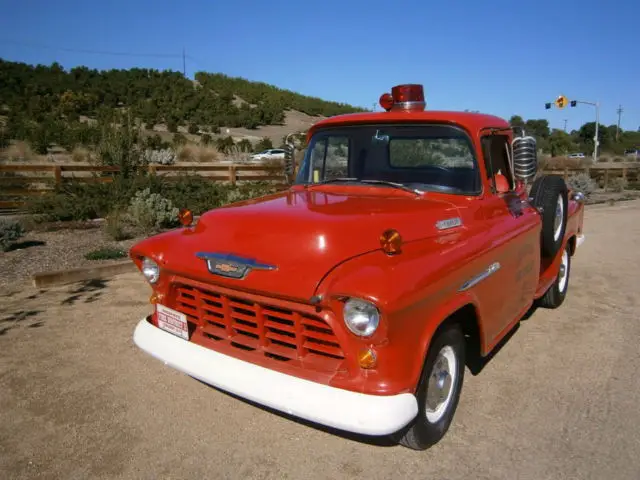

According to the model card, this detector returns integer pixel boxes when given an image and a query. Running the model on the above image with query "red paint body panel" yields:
[130,110,585,397]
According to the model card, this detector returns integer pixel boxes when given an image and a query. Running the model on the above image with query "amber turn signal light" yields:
[358,348,377,369]
[380,229,402,255]
[178,208,194,227]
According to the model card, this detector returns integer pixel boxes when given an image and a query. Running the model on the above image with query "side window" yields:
[481,134,514,191]
[309,136,349,182]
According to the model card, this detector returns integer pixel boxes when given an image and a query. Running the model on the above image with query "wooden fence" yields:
[0,163,287,211]
[1,162,639,212]
[541,163,640,190]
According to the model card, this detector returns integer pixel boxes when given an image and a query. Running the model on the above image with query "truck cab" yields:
[130,84,586,450]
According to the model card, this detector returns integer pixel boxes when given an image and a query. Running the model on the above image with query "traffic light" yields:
[545,102,552,109]
[555,95,568,109]
[570,100,577,107]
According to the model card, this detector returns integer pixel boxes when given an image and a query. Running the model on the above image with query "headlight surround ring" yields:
[141,257,160,284]
[343,298,380,337]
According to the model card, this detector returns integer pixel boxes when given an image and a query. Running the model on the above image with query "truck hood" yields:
[130,187,462,301]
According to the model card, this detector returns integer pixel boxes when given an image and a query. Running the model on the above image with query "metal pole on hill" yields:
[182,48,186,77]
[616,105,623,142]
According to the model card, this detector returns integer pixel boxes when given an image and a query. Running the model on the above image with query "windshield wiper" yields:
[312,177,422,195]
[358,179,423,195]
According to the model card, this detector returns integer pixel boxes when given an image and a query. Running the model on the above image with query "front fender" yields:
[313,232,490,394]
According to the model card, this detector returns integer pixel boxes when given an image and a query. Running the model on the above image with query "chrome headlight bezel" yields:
[141,257,160,284]
[343,298,380,337]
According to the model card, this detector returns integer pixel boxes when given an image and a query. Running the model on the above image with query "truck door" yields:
[479,134,540,341]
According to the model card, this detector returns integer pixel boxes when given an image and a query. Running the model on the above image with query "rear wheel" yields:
[398,324,465,450]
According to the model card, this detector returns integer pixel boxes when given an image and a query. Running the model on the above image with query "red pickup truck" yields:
[130,84,586,450]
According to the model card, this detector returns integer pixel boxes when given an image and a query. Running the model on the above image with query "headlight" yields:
[141,257,160,284]
[343,298,380,337]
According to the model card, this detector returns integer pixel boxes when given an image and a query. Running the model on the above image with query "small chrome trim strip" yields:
[459,262,501,292]
[436,217,462,230]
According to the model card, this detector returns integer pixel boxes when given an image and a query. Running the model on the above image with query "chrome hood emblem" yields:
[196,252,277,279]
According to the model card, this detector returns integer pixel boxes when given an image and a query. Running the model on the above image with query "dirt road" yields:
[1,201,640,480]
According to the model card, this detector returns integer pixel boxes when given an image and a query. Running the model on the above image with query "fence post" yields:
[563,167,569,181]
[229,165,237,186]
[148,165,157,176]
[622,168,627,181]
[54,166,62,186]
[604,169,609,192]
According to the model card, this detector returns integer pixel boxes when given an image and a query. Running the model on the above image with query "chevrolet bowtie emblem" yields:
[215,263,239,273]
[196,252,277,279]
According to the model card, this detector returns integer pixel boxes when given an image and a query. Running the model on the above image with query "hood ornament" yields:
[196,252,277,279]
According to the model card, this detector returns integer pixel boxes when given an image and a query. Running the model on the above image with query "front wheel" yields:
[538,243,571,309]
[398,324,465,450]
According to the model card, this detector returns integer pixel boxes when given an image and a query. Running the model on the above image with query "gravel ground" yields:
[1,201,640,479]
[0,223,141,289]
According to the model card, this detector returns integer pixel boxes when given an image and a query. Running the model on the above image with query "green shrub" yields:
[187,123,199,135]
[167,119,178,133]
[201,134,212,146]
[84,247,127,260]
[26,174,281,224]
[0,219,25,251]
[254,137,273,152]
[173,133,187,147]
[237,139,253,152]
[566,172,597,199]
[126,188,179,234]
[609,177,628,193]
[96,123,147,178]
[104,207,132,241]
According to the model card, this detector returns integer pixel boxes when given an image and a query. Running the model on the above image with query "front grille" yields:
[171,282,346,372]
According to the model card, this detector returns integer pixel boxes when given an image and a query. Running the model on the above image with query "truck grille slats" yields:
[171,282,346,372]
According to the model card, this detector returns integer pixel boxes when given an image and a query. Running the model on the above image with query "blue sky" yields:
[1,0,638,132]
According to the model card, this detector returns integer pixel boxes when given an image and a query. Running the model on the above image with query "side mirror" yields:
[284,142,295,178]
[511,135,538,184]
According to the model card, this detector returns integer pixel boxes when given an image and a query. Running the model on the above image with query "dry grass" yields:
[1,141,35,162]
[71,146,93,163]
[176,145,220,163]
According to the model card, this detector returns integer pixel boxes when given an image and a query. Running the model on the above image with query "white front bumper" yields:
[133,318,418,436]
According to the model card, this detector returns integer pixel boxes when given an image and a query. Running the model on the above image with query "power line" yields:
[0,37,182,58]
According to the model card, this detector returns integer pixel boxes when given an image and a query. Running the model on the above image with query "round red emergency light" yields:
[379,84,426,112]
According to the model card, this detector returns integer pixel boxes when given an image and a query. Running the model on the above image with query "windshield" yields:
[295,124,481,195]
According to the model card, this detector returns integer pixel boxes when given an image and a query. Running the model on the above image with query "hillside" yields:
[0,59,367,161]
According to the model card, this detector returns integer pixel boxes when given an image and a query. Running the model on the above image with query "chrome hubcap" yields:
[425,346,457,423]
[554,195,564,241]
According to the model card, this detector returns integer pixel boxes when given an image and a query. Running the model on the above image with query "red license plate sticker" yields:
[156,304,189,340]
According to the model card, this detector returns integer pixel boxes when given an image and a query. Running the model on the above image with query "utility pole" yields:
[616,105,623,141]
[563,119,568,132]
[182,47,186,77]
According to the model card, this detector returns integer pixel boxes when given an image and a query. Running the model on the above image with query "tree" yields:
[509,115,525,128]
[548,129,575,157]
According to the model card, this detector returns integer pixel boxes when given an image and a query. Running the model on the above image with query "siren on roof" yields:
[379,84,426,112]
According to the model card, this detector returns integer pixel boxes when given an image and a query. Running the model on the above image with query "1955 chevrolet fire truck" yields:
[130,84,586,450]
